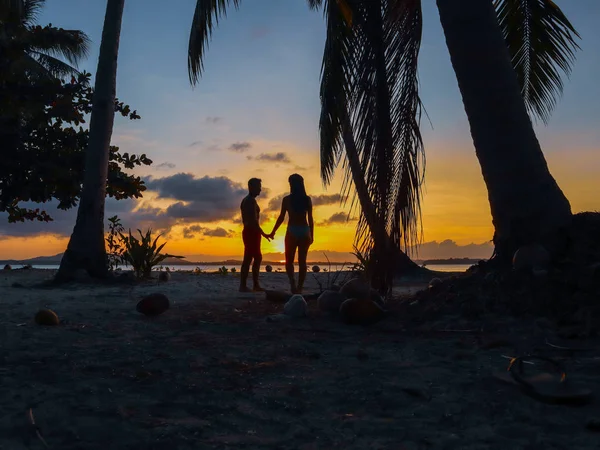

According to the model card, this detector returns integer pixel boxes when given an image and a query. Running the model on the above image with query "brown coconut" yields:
[318,290,346,313]
[158,271,171,282]
[136,293,170,317]
[428,278,443,289]
[339,298,385,325]
[340,278,371,299]
[34,308,60,326]
[512,243,551,271]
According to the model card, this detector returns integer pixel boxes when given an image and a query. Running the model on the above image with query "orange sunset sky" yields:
[0,0,598,261]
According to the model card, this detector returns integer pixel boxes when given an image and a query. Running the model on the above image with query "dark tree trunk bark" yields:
[436,0,572,264]
[56,0,125,281]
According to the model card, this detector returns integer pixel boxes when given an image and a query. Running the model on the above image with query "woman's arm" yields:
[270,197,287,236]
[307,197,314,244]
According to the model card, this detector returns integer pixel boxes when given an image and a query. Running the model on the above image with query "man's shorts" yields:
[242,228,262,257]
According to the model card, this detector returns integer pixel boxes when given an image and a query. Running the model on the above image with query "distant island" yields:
[0,253,482,267]
[418,257,481,266]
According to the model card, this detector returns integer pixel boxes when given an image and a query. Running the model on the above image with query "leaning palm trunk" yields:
[318,0,425,293]
[436,0,572,263]
[339,108,421,280]
[57,0,125,280]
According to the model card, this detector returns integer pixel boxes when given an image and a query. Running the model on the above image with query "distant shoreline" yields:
[0,257,482,266]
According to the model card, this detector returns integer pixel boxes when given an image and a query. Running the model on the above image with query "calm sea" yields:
[4,263,471,273]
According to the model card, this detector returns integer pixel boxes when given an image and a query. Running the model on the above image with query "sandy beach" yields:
[1,268,599,449]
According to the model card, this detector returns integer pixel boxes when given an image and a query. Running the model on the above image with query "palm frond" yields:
[318,0,356,186]
[318,0,424,291]
[188,0,242,85]
[494,0,581,123]
[30,51,82,77]
[21,0,45,26]
[26,26,90,67]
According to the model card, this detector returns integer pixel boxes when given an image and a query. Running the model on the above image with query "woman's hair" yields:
[288,174,309,212]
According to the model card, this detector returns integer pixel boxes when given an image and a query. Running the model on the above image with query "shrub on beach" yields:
[3,264,11,271]
[119,228,184,279]
[265,265,273,273]
[312,265,320,273]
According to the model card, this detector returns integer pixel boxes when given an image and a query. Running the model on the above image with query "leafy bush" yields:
[106,215,125,271]
[351,246,371,278]
[218,266,228,275]
[119,228,184,279]
[312,252,353,292]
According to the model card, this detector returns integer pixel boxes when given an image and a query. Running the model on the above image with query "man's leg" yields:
[239,248,253,292]
[251,252,264,291]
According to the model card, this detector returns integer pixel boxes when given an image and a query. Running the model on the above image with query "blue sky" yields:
[39,0,600,149]
[2,0,597,259]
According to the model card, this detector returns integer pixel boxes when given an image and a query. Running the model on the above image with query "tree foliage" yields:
[0,70,152,223]
[1,0,152,223]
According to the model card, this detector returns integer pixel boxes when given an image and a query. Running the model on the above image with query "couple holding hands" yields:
[239,174,314,294]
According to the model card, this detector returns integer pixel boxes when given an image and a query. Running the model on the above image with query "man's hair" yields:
[248,178,262,189]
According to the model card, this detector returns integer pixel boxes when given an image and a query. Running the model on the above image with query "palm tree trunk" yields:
[56,0,125,281]
[340,109,420,275]
[436,0,572,264]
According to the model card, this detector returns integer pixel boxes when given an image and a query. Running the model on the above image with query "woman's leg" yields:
[296,236,311,294]
[284,233,298,293]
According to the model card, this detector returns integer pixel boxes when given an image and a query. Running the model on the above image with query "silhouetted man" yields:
[239,178,270,292]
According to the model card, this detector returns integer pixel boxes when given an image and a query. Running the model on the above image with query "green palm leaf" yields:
[1,0,90,79]
[494,0,581,123]
[188,0,242,85]
[317,0,425,291]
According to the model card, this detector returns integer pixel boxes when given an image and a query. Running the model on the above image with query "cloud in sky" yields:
[182,225,235,239]
[248,152,291,163]
[155,162,176,170]
[319,212,356,226]
[264,192,344,212]
[0,173,248,239]
[229,142,252,153]
[410,239,494,260]
[206,116,222,124]
[144,173,246,223]
[311,194,345,207]
[0,197,138,239]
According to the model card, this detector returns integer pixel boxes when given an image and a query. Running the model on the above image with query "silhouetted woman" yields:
[268,174,314,294]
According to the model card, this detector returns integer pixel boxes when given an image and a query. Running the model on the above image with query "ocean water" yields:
[4,263,471,273]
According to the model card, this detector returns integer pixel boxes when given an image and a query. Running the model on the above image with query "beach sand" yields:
[1,269,599,449]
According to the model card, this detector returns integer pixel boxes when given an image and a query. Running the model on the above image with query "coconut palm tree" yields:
[56,0,125,281]
[435,0,579,263]
[187,0,580,290]
[313,0,580,272]
[0,0,90,79]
